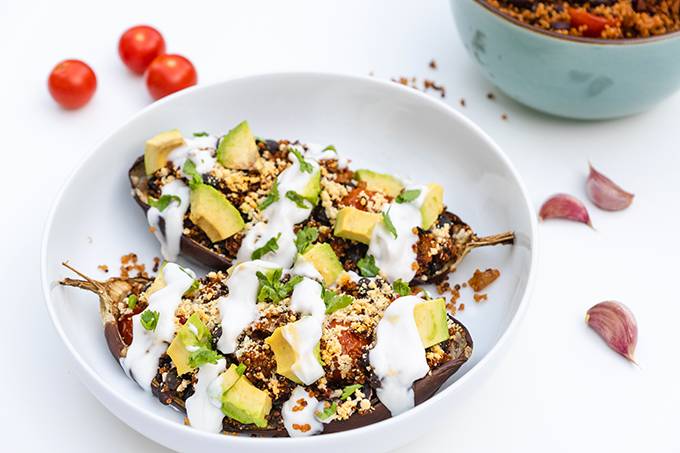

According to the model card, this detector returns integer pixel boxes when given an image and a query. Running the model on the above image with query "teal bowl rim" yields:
[473,0,680,46]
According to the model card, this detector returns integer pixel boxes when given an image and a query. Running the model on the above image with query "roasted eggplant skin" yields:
[60,267,473,437]
[129,157,232,270]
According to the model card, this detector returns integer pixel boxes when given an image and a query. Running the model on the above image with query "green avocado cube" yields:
[354,169,404,198]
[144,129,185,175]
[420,183,444,230]
[413,298,450,348]
[189,183,245,242]
[167,313,212,375]
[333,207,381,245]
[301,243,343,286]
[221,375,272,428]
[216,121,259,170]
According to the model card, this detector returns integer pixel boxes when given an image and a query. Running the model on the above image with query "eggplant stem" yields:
[60,261,106,294]
[469,231,515,248]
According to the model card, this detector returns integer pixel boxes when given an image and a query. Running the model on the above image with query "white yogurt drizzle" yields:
[368,185,429,283]
[215,260,280,354]
[303,143,349,169]
[368,295,430,416]
[123,263,195,391]
[146,179,191,262]
[168,134,217,174]
[185,358,227,433]
[280,277,326,385]
[290,254,324,282]
[236,149,320,267]
[282,386,324,437]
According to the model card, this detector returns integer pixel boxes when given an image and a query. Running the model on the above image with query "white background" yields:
[2,0,679,451]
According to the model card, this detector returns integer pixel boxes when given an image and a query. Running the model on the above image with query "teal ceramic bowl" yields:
[451,0,680,119]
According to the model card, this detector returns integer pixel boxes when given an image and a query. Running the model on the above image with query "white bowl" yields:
[41,72,537,452]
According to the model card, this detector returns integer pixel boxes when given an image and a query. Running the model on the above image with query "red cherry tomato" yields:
[47,59,97,109]
[145,54,197,100]
[568,8,617,38]
[118,25,166,75]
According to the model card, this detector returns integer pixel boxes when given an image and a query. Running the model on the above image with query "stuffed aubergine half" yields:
[128,121,514,285]
[61,260,472,437]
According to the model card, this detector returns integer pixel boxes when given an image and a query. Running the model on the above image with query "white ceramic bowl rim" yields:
[41,71,538,446]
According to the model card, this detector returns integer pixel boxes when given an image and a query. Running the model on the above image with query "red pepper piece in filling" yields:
[568,7,617,38]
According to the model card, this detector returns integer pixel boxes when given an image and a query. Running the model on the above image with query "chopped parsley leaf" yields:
[382,209,397,238]
[315,401,338,420]
[182,159,204,189]
[192,131,209,137]
[259,181,280,211]
[322,287,354,314]
[286,190,312,209]
[341,384,363,400]
[392,279,411,297]
[396,189,421,204]
[295,227,318,254]
[289,147,314,173]
[322,145,337,152]
[126,294,138,310]
[357,255,380,278]
[147,194,182,212]
[256,268,303,304]
[188,347,221,369]
[140,310,159,331]
[251,233,281,260]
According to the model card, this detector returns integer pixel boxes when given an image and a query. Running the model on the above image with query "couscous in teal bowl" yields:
[451,0,680,119]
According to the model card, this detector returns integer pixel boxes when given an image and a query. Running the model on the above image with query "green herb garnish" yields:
[315,401,338,420]
[126,294,138,310]
[322,145,337,152]
[322,288,354,314]
[185,279,200,296]
[251,233,281,260]
[147,194,182,212]
[392,279,411,297]
[182,159,203,188]
[341,384,363,400]
[140,310,159,331]
[295,227,318,254]
[192,131,209,137]
[236,363,247,375]
[188,347,221,369]
[289,147,313,173]
[357,255,380,278]
[256,268,304,304]
[382,209,397,238]
[396,189,421,204]
[286,190,312,209]
[259,181,280,211]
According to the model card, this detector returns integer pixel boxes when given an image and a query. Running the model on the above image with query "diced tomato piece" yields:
[568,7,617,38]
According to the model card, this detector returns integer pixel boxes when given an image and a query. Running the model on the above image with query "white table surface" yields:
[2,0,679,451]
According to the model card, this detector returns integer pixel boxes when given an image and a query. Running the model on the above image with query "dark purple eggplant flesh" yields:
[128,156,514,279]
[128,157,233,270]
[59,262,149,359]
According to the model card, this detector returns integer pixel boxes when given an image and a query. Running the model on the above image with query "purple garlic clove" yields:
[586,163,634,211]
[539,193,593,227]
[586,301,638,364]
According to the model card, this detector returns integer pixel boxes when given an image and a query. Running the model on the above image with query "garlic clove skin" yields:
[586,163,634,211]
[586,301,638,364]
[539,193,593,227]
